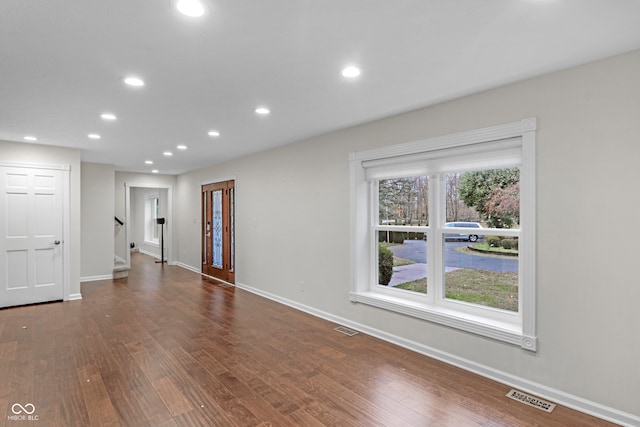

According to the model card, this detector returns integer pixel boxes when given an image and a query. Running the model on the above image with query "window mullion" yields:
[369,181,379,289]
[428,173,442,304]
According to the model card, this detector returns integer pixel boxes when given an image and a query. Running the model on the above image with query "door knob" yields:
[53,240,61,245]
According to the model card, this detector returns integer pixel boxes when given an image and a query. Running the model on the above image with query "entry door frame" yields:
[201,176,236,284]
[124,183,173,268]
[0,161,71,302]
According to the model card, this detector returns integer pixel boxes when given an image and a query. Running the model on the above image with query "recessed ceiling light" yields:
[177,144,187,150]
[341,66,361,78]
[176,0,205,17]
[23,136,38,141]
[163,151,173,157]
[101,113,117,120]
[124,76,145,87]
[255,107,270,115]
[152,169,159,174]
[88,133,101,140]
[145,160,154,165]
[207,130,220,137]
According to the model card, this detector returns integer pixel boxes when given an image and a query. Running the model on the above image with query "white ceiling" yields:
[1,0,640,175]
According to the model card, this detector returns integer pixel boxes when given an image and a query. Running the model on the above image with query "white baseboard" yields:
[234,281,640,427]
[138,248,161,259]
[175,262,234,286]
[176,262,200,274]
[80,274,113,283]
[66,293,82,301]
[138,248,178,266]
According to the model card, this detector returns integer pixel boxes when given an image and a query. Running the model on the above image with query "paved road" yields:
[388,239,518,273]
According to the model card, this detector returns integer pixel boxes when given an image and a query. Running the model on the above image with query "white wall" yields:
[175,50,640,422]
[80,162,115,280]
[0,140,82,298]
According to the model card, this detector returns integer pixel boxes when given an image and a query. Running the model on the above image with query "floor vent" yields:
[506,389,556,413]
[334,326,359,336]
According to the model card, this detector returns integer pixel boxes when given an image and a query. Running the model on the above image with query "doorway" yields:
[0,165,66,308]
[122,184,173,269]
[202,180,235,283]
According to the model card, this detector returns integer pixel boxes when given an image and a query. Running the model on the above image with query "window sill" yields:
[350,291,536,351]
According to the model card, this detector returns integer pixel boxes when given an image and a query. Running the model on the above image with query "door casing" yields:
[124,183,173,268]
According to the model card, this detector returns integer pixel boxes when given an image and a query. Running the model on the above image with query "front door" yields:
[202,180,235,283]
[0,166,64,308]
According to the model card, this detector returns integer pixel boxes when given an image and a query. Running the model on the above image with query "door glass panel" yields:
[212,189,223,269]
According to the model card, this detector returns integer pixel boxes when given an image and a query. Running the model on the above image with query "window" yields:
[350,118,537,350]
[145,193,159,245]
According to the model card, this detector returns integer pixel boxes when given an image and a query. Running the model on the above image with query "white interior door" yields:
[0,166,64,308]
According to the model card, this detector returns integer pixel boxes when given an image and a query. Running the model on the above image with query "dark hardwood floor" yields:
[0,253,617,426]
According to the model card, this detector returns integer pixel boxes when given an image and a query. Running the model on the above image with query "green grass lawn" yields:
[394,269,518,312]
[466,243,518,257]
[393,257,414,267]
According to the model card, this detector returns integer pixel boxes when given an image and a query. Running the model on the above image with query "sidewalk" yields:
[389,263,426,287]
[388,264,459,287]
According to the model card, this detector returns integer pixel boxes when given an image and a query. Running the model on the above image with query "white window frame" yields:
[144,193,160,246]
[349,118,537,351]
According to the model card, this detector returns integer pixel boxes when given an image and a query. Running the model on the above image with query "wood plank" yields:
[77,365,121,427]
[0,341,16,362]
[152,376,195,417]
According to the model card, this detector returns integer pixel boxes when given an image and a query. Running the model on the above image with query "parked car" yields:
[445,222,484,242]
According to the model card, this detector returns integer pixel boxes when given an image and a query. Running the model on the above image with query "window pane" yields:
[152,198,159,240]
[443,239,519,312]
[378,231,427,294]
[378,176,428,226]
[445,168,520,229]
